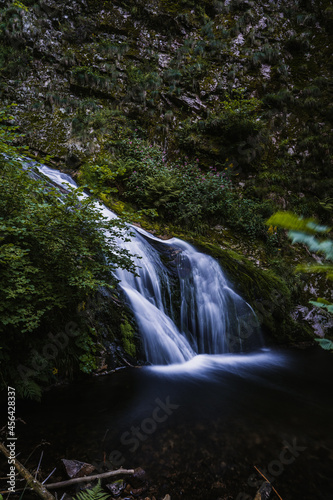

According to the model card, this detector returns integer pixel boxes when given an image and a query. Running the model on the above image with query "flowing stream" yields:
[37,164,263,366]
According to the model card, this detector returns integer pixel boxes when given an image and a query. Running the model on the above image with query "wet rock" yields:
[129,467,147,488]
[39,0,61,17]
[106,479,125,497]
[158,53,171,68]
[132,467,146,480]
[292,305,333,337]
[254,480,272,499]
[61,459,95,478]
[167,93,205,113]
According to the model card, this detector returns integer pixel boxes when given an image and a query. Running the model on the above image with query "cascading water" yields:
[37,164,263,365]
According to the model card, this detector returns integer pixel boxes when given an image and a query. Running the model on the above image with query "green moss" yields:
[121,319,136,357]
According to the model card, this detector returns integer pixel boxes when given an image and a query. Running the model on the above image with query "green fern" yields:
[315,339,333,350]
[310,300,333,313]
[75,481,110,500]
[17,380,42,401]
[267,212,333,351]
[267,211,331,235]
[317,197,333,212]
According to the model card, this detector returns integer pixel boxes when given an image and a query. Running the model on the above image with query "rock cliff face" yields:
[1,0,332,181]
[1,0,332,343]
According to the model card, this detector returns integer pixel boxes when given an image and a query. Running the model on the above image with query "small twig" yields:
[23,442,50,468]
[35,451,44,479]
[45,468,135,490]
[101,429,109,444]
[254,466,283,500]
[42,468,57,485]
[116,353,135,368]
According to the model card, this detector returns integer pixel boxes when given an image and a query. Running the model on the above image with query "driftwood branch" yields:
[45,468,135,489]
[0,442,55,500]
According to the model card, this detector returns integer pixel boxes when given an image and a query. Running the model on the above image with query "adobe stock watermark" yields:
[7,386,17,493]
[17,321,80,383]
[92,396,180,469]
[236,438,307,499]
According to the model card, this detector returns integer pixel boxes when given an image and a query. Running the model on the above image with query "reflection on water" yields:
[3,348,332,500]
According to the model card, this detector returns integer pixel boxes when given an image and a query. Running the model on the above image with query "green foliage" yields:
[200,91,263,137]
[71,66,112,91]
[71,106,133,144]
[0,163,135,331]
[315,338,333,350]
[267,211,333,350]
[177,91,264,167]
[317,197,333,212]
[76,329,98,373]
[83,133,274,239]
[80,152,129,196]
[12,1,28,12]
[75,481,110,500]
[98,41,128,60]
[0,107,136,393]
[16,379,42,401]
[121,319,136,357]
[122,135,234,226]
[310,300,333,314]
[267,211,331,236]
[267,212,333,267]
[0,44,32,78]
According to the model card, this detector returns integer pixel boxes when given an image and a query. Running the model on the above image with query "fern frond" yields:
[74,481,110,500]
[309,301,333,313]
[317,197,333,211]
[17,380,42,401]
[315,339,333,350]
[266,211,331,234]
[289,232,333,261]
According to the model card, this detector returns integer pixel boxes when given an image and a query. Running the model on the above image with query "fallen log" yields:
[0,442,55,500]
[45,468,135,489]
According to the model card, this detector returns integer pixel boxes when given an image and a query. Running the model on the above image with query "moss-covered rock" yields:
[120,318,136,357]
[83,288,143,371]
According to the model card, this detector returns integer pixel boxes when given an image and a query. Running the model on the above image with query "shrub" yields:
[104,133,275,239]
[0,106,136,395]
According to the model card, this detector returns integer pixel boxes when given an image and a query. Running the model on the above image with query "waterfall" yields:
[37,164,263,365]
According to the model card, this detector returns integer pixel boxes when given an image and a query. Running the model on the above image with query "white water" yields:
[36,164,263,366]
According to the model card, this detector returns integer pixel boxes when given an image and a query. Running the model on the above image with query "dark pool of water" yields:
[1,347,333,500]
